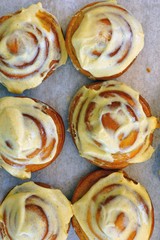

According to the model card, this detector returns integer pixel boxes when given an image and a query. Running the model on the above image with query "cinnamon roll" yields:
[72,170,154,240]
[0,97,65,178]
[66,1,144,79]
[69,80,157,168]
[0,3,67,93]
[0,182,73,240]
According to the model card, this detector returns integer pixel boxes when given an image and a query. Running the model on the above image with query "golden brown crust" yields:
[35,182,52,189]
[72,170,112,240]
[66,1,136,80]
[26,99,65,173]
[72,170,154,240]
[72,169,113,203]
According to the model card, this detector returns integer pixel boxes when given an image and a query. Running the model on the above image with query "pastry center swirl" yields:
[70,81,157,164]
[0,3,67,93]
[72,3,144,77]
[0,182,73,240]
[0,97,59,174]
[73,172,153,240]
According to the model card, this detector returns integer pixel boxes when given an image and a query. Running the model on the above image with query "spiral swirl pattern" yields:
[0,97,64,178]
[68,1,144,79]
[0,3,67,93]
[69,80,157,168]
[73,172,153,240]
[0,182,73,240]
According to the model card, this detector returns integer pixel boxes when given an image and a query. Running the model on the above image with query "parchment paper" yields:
[0,0,160,239]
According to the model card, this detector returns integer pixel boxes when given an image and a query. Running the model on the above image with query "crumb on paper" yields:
[146,67,151,73]
[156,119,160,129]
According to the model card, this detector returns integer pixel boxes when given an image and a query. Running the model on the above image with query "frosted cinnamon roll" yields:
[69,80,157,168]
[0,3,67,93]
[0,97,65,179]
[72,170,154,240]
[0,182,73,240]
[66,0,144,79]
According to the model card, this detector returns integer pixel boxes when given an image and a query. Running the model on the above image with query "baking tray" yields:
[0,0,159,239]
